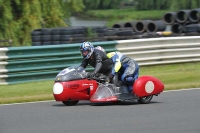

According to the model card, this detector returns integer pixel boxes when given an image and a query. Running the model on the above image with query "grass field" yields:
[0,62,200,104]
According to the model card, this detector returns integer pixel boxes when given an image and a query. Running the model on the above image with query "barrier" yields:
[0,41,117,84]
[116,36,200,65]
[1,36,200,84]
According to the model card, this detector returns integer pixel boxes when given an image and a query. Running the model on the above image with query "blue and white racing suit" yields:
[107,51,139,92]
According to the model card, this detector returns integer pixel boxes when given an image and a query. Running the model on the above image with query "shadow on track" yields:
[52,101,162,107]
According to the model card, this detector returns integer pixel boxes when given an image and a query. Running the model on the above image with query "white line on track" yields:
[0,100,55,106]
[0,88,200,106]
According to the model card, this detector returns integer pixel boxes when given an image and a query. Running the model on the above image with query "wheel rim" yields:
[143,96,152,101]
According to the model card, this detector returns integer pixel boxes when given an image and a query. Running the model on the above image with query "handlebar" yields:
[91,76,106,82]
[86,72,107,82]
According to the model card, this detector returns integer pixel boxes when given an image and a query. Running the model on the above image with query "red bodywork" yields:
[53,79,98,101]
[53,76,164,102]
[133,76,164,97]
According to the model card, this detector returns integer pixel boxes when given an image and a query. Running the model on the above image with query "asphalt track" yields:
[0,89,200,133]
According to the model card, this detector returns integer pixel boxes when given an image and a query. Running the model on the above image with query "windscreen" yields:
[90,83,118,102]
[55,66,86,82]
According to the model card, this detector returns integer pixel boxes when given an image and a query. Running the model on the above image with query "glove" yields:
[87,71,96,78]
[106,74,114,83]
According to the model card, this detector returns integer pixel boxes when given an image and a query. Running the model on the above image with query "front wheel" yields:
[138,95,153,104]
[62,100,79,106]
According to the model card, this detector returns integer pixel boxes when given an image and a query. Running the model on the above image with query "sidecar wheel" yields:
[138,95,153,104]
[62,100,79,106]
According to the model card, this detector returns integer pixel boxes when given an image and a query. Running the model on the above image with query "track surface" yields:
[0,89,200,133]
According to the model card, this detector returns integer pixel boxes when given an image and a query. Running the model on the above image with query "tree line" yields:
[134,0,200,10]
[83,0,200,10]
[0,0,199,46]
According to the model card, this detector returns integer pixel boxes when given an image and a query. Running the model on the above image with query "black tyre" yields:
[42,35,52,41]
[60,35,71,41]
[62,100,79,106]
[42,41,51,45]
[32,42,42,46]
[138,95,153,104]
[60,41,70,44]
[51,41,60,45]
[185,24,200,33]
[72,34,86,38]
[103,28,119,36]
[70,34,86,43]
[32,36,41,42]
[42,28,52,35]
[52,35,60,41]
[112,23,125,28]
[51,28,61,35]
[90,26,107,33]
[171,23,183,33]
[97,33,104,37]
[116,30,134,36]
[60,28,73,35]
[73,27,87,34]
[31,29,42,36]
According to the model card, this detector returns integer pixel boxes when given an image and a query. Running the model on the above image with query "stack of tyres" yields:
[88,26,107,42]
[163,8,200,34]
[184,24,200,33]
[111,19,166,39]
[103,28,136,40]
[51,28,61,45]
[42,28,52,45]
[59,27,87,44]
[31,27,88,46]
[31,26,109,46]
[31,29,42,46]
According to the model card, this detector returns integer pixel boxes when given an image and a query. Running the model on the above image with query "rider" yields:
[107,51,139,93]
[79,42,113,78]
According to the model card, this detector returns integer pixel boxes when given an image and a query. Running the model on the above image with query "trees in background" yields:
[1,0,199,46]
[134,0,200,10]
[83,0,121,9]
[0,0,84,46]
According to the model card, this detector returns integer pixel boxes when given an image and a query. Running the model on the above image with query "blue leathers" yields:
[107,51,139,92]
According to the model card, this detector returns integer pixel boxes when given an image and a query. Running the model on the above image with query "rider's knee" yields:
[121,75,135,84]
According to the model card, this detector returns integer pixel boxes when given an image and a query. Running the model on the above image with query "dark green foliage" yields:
[83,0,121,9]
[134,0,200,11]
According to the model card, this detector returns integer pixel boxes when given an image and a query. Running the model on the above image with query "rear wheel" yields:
[138,95,153,104]
[62,100,79,106]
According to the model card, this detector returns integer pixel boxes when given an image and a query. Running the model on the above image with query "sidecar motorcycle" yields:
[53,66,164,106]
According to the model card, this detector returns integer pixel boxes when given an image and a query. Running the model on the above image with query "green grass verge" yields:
[0,62,200,104]
[85,9,174,27]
